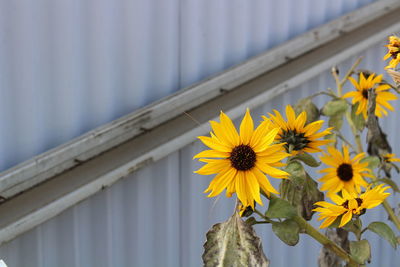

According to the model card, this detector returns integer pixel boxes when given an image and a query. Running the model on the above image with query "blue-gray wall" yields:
[0,40,398,267]
[0,0,375,172]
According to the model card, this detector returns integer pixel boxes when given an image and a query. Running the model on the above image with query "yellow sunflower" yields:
[343,72,397,119]
[383,35,400,69]
[262,105,332,155]
[383,153,400,163]
[193,109,290,209]
[319,145,371,195]
[313,184,390,228]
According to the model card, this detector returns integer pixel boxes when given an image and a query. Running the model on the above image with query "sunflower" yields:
[313,184,390,228]
[193,109,290,209]
[383,153,400,163]
[383,35,400,69]
[319,145,371,195]
[262,105,332,155]
[343,72,397,119]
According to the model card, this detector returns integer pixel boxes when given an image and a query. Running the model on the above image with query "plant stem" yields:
[339,57,363,88]
[369,175,400,231]
[345,111,363,153]
[292,216,358,267]
[382,200,400,231]
[344,109,400,230]
[256,196,357,266]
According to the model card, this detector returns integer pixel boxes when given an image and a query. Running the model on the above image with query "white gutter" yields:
[0,0,399,199]
[0,0,399,244]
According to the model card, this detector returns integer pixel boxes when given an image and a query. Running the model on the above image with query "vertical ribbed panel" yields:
[1,40,399,267]
[0,0,376,172]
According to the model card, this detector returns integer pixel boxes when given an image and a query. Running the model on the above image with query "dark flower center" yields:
[230,145,256,171]
[362,89,369,99]
[391,51,399,59]
[337,163,353,181]
[279,130,310,152]
[342,198,363,209]
[390,44,400,59]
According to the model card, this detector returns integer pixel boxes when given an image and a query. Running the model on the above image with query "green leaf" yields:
[245,217,257,226]
[367,221,397,249]
[203,213,270,267]
[285,161,306,184]
[292,153,321,167]
[281,162,323,220]
[360,156,380,170]
[298,173,324,220]
[272,219,300,246]
[351,102,365,132]
[328,114,343,130]
[343,219,362,240]
[294,98,320,124]
[265,198,297,219]
[375,178,400,193]
[322,99,348,116]
[350,240,371,264]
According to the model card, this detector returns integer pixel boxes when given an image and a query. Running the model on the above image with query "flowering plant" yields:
[194,36,400,266]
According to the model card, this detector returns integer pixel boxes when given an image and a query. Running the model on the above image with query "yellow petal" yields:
[210,121,235,148]
[194,159,230,175]
[193,150,230,159]
[320,216,338,229]
[219,111,240,146]
[339,211,353,227]
[285,105,296,129]
[253,168,279,195]
[256,162,288,178]
[246,171,262,205]
[198,136,232,152]
[240,108,254,145]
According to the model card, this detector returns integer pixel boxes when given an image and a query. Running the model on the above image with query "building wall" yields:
[0,0,375,172]
[0,40,398,267]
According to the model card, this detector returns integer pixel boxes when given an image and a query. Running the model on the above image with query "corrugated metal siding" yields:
[0,40,399,266]
[0,0,376,172]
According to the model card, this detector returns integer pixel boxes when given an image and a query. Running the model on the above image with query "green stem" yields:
[370,174,400,231]
[256,196,356,266]
[382,200,400,231]
[345,111,363,154]
[344,111,400,231]
[292,216,358,267]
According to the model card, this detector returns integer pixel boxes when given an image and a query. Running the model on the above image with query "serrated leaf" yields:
[272,219,300,246]
[285,161,306,184]
[375,178,399,193]
[281,163,323,220]
[350,240,371,264]
[294,98,320,124]
[351,102,365,132]
[203,213,270,267]
[367,221,397,249]
[301,174,324,220]
[322,99,348,116]
[265,198,297,219]
[328,114,343,130]
[360,156,380,170]
[292,153,321,167]
[279,179,303,213]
